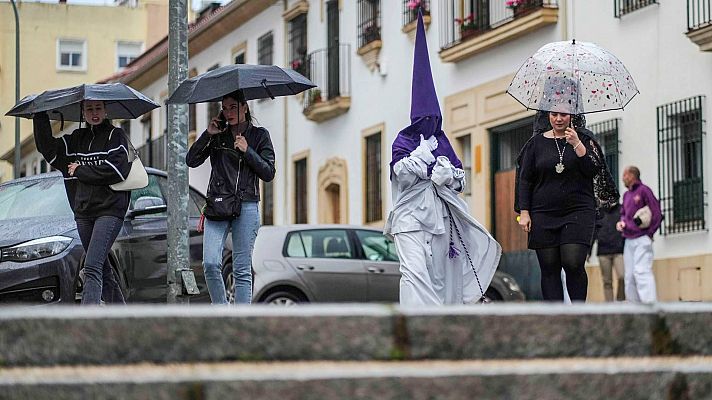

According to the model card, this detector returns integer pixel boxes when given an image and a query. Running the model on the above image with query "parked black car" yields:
[0,169,215,303]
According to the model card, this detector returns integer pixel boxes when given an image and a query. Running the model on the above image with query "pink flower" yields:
[506,0,522,7]
[407,0,421,10]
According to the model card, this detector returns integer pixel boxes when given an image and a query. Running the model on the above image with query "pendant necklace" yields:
[554,133,565,174]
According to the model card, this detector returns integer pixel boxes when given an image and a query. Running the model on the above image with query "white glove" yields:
[409,134,437,164]
[431,156,455,186]
[421,134,438,151]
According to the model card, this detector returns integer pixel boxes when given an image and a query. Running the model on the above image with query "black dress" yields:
[518,133,597,249]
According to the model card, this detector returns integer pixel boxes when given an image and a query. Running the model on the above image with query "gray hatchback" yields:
[239,224,525,305]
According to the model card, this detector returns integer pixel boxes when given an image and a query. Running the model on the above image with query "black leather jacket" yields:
[186,123,275,219]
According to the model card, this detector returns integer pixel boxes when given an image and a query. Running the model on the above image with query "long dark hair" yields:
[223,90,255,125]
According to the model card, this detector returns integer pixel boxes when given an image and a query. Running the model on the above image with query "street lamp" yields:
[10,0,20,179]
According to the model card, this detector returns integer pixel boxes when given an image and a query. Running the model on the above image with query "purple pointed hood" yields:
[391,10,461,176]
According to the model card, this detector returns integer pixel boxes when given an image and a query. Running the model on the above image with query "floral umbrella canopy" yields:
[507,40,639,114]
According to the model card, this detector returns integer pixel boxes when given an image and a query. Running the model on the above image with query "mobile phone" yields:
[217,111,228,130]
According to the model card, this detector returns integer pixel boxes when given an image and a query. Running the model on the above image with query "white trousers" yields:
[623,235,657,303]
[394,230,466,305]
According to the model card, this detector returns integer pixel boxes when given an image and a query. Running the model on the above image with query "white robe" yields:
[384,153,502,305]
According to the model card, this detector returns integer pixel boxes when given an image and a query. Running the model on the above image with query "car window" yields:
[0,177,72,220]
[285,232,306,257]
[285,229,353,259]
[355,230,399,262]
[129,174,166,217]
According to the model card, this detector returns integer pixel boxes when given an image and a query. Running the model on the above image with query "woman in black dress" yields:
[515,111,617,301]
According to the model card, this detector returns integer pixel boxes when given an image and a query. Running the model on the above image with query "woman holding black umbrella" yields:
[186,90,275,305]
[33,100,132,304]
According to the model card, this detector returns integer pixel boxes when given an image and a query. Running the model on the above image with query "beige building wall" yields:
[0,1,168,181]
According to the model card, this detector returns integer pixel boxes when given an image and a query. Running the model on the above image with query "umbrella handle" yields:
[261,79,275,100]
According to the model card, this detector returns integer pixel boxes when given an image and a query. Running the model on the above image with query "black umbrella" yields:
[5,83,160,121]
[166,64,316,104]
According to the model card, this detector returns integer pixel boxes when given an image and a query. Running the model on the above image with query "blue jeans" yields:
[75,216,126,305]
[202,201,259,305]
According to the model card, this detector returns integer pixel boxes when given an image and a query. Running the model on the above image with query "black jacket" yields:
[33,113,131,219]
[595,203,625,255]
[186,123,275,220]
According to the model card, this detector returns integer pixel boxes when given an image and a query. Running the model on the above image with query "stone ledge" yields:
[686,24,712,52]
[2,303,712,366]
[2,358,712,400]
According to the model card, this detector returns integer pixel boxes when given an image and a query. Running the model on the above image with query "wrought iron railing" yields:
[402,0,430,27]
[589,118,621,186]
[657,96,707,234]
[440,0,557,50]
[358,0,381,48]
[687,0,712,31]
[136,133,167,171]
[614,0,657,18]
[303,44,351,110]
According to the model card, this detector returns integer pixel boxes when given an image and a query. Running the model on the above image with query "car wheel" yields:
[485,287,503,302]
[261,290,307,306]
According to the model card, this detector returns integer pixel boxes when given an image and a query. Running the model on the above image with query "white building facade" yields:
[114,0,712,301]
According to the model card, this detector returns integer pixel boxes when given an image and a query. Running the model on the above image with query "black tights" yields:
[535,244,589,302]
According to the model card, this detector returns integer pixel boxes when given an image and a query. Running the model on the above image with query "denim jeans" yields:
[75,216,126,305]
[202,201,259,305]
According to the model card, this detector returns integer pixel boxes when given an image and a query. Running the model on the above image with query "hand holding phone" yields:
[207,111,227,135]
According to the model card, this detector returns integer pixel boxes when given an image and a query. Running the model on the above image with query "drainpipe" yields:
[559,0,569,41]
[10,0,20,179]
[283,0,289,225]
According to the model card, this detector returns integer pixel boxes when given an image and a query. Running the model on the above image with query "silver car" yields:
[223,224,525,305]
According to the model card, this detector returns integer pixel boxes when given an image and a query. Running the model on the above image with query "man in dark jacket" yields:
[595,202,625,301]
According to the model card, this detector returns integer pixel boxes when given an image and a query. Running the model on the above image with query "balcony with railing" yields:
[686,0,712,51]
[614,0,657,18]
[303,44,351,123]
[439,0,559,63]
[402,0,431,35]
[357,0,382,70]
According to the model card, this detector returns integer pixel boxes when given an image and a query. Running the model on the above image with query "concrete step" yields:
[1,357,711,399]
[1,303,711,366]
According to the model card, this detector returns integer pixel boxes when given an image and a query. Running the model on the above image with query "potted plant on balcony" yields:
[506,0,527,18]
[455,14,479,41]
[309,88,322,105]
[363,23,381,44]
[406,0,428,22]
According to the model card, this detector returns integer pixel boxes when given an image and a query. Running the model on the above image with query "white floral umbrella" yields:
[507,40,639,114]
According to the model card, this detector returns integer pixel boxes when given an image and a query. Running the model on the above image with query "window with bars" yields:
[295,158,308,223]
[258,32,273,65]
[289,13,308,76]
[206,64,221,125]
[456,135,472,196]
[589,118,621,186]
[262,181,274,225]
[657,95,706,234]
[614,0,657,18]
[402,0,430,27]
[358,0,381,48]
[364,132,382,223]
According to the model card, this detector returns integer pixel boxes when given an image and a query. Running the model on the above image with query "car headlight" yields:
[501,276,521,292]
[1,236,72,262]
